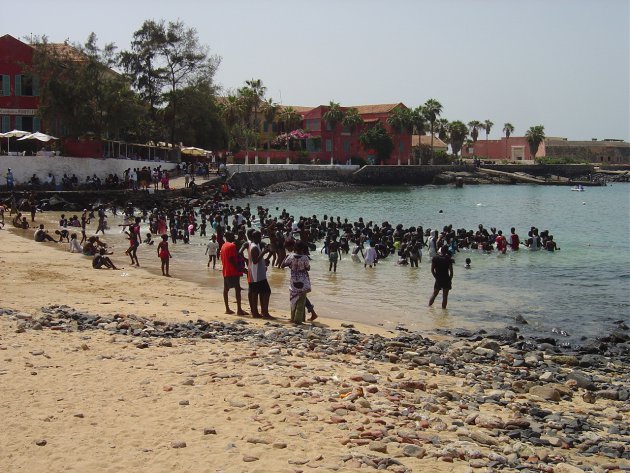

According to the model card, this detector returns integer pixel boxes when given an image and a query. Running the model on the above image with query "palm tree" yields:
[322,101,344,163]
[278,106,302,155]
[387,106,412,165]
[435,118,450,142]
[525,125,545,160]
[422,99,443,162]
[502,122,515,159]
[341,107,363,164]
[220,94,244,152]
[483,119,494,158]
[261,97,279,157]
[410,106,426,164]
[448,120,468,157]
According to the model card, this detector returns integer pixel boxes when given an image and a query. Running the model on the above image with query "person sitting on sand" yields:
[92,248,119,270]
[34,224,56,242]
[143,233,154,245]
[69,233,83,253]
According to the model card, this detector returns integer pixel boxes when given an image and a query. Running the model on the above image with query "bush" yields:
[536,156,590,165]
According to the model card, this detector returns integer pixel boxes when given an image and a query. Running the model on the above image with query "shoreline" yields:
[1,225,629,472]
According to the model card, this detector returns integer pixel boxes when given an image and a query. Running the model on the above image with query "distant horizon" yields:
[2,0,628,141]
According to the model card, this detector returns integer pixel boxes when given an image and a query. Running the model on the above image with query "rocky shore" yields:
[3,304,628,472]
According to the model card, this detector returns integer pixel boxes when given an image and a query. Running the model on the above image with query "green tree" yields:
[483,119,494,158]
[243,78,266,154]
[341,107,363,133]
[120,19,220,145]
[468,120,482,143]
[386,106,412,164]
[448,121,468,157]
[261,97,279,154]
[278,106,302,153]
[31,33,145,140]
[359,122,394,164]
[525,125,545,159]
[422,98,443,161]
[322,101,344,162]
[220,94,245,152]
[503,122,515,159]
[435,118,450,142]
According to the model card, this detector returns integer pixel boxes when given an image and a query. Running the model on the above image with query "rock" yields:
[294,377,316,388]
[368,441,388,453]
[550,355,579,366]
[402,444,425,458]
[467,431,498,446]
[181,379,194,386]
[582,392,596,404]
[474,414,504,429]
[171,441,186,449]
[73,413,84,418]
[35,439,47,446]
[555,463,585,473]
[179,400,189,406]
[597,389,619,401]
[565,371,596,391]
[203,427,217,435]
[539,371,555,382]
[243,455,259,462]
[246,436,270,445]
[272,442,287,449]
[529,385,561,402]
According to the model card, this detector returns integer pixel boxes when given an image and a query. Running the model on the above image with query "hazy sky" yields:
[3,0,629,140]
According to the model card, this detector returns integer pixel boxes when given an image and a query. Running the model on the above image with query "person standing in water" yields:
[429,244,454,309]
[157,234,172,277]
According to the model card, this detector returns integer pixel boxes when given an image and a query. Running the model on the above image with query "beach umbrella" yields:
[17,131,59,142]
[181,146,209,156]
[2,129,30,153]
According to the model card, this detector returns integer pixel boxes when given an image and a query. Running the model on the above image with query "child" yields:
[205,234,219,269]
[69,233,82,253]
[143,233,154,245]
[157,234,172,277]
[364,241,378,268]
[464,257,471,269]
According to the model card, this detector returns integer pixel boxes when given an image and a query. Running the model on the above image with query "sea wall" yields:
[226,165,358,191]
[482,164,594,177]
[350,165,474,185]
[0,155,176,184]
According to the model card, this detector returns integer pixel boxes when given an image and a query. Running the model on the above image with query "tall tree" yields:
[261,97,279,154]
[341,107,363,133]
[278,106,302,153]
[483,119,494,158]
[31,33,145,139]
[435,118,450,142]
[120,19,220,145]
[448,121,468,157]
[422,98,443,161]
[220,94,245,152]
[243,78,266,154]
[525,125,545,160]
[502,122,515,159]
[322,101,344,162]
[359,122,394,164]
[468,120,482,143]
[386,106,412,164]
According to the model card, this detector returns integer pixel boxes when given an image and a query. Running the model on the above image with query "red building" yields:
[299,103,412,165]
[462,137,542,161]
[0,34,42,133]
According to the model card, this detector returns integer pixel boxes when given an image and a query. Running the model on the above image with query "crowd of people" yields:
[3,191,562,323]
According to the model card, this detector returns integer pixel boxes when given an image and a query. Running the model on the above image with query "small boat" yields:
[571,185,585,191]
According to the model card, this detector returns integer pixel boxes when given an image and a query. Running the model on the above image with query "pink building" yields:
[462,137,544,161]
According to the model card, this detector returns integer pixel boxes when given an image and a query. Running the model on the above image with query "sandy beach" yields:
[1,226,629,473]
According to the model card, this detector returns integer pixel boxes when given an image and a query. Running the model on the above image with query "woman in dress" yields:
[281,240,311,325]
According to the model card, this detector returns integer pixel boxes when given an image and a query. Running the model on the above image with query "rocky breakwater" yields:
[3,305,629,472]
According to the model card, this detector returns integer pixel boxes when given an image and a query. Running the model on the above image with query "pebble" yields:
[170,441,186,448]
[242,455,259,462]
[203,427,217,435]
[35,439,47,446]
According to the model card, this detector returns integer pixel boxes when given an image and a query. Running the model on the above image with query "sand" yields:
[1,225,627,473]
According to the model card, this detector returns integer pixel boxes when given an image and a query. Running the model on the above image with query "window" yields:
[325,139,332,152]
[343,140,350,153]
[399,141,404,152]
[326,121,332,131]
[15,74,39,97]
[1,75,9,96]
[20,116,34,132]
[262,121,269,132]
[1,116,10,132]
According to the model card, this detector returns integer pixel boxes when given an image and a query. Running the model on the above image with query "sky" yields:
[2,0,629,140]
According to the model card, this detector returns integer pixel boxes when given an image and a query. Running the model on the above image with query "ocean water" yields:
[26,183,630,342]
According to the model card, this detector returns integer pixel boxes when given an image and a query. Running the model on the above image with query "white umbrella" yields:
[181,146,209,156]
[17,132,59,142]
[2,129,30,153]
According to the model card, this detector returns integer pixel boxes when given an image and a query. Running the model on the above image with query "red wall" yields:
[0,35,40,130]
[462,137,542,161]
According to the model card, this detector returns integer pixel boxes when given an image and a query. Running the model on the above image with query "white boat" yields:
[571,185,585,191]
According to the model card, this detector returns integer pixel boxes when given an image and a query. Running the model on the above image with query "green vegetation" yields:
[359,123,394,164]
[525,125,546,158]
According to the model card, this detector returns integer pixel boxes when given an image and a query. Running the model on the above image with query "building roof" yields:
[353,103,405,115]
[412,134,448,149]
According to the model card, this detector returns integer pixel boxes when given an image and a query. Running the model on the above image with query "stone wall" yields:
[226,167,357,191]
[350,165,474,185]
[482,164,594,177]
[0,155,176,185]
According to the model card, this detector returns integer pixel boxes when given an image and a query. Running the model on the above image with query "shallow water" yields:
[22,183,630,342]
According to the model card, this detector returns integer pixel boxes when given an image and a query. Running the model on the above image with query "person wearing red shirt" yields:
[220,232,248,315]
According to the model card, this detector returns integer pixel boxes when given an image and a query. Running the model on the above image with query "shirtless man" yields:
[328,237,340,272]
[429,245,454,309]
